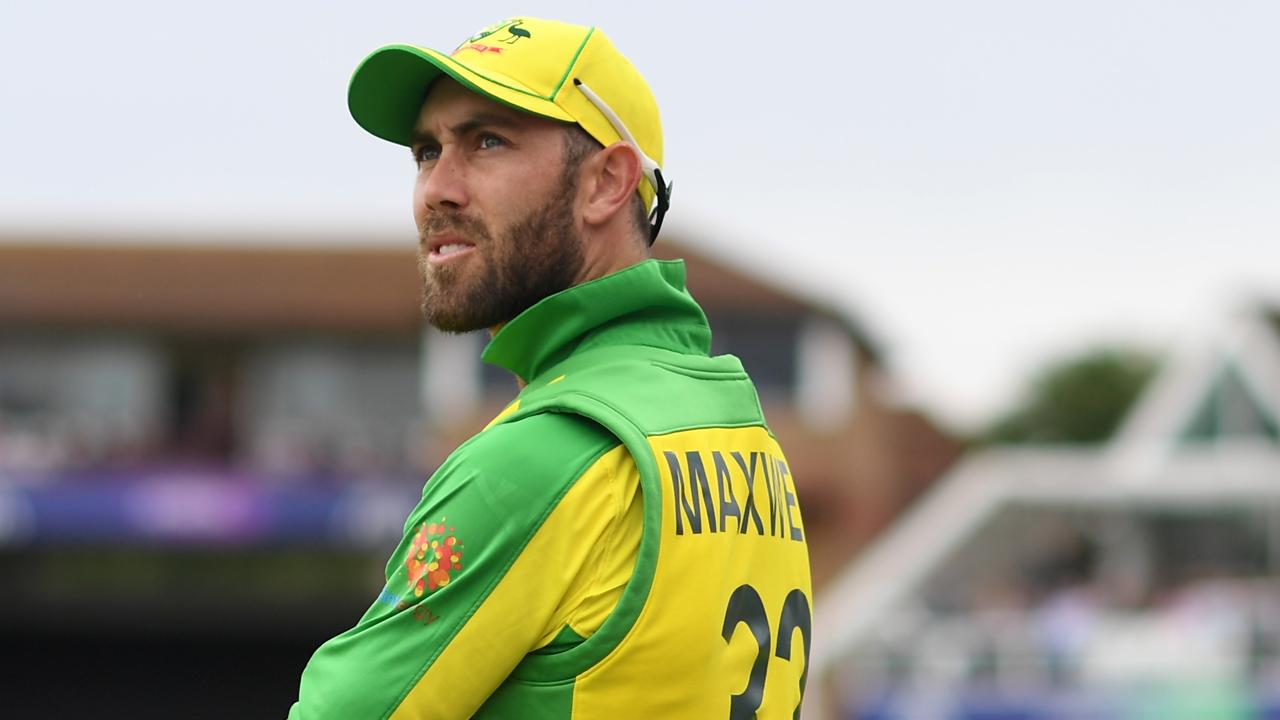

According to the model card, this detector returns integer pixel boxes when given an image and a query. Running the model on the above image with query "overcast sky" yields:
[3,0,1278,431]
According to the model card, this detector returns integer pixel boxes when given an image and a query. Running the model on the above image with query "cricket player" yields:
[290,16,812,719]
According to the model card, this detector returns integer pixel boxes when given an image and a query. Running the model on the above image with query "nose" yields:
[416,149,469,214]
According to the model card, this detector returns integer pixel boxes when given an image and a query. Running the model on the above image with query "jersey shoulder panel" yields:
[449,410,622,488]
[415,410,622,527]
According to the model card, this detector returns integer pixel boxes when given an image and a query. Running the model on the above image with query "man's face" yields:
[410,78,585,333]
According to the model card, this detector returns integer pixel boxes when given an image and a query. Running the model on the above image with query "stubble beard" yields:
[417,177,585,334]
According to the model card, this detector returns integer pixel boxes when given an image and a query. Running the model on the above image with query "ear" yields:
[578,141,644,228]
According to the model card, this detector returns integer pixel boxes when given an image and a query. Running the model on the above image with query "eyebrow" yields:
[410,111,526,148]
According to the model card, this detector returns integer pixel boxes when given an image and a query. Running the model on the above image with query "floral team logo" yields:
[406,519,464,597]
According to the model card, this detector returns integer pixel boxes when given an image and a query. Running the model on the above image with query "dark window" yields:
[166,341,239,463]
[706,311,801,392]
[1147,511,1270,583]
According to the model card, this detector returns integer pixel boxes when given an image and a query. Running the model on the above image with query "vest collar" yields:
[482,259,712,384]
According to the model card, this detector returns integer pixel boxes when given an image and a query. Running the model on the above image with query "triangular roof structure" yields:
[1108,298,1280,475]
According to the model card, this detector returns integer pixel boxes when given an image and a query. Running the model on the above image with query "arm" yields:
[289,412,622,719]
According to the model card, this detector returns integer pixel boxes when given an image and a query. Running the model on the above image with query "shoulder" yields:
[466,411,621,472]
[428,411,623,511]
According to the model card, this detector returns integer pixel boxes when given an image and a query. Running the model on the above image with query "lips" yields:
[434,242,473,257]
[425,233,476,264]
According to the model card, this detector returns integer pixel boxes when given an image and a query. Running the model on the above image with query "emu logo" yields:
[500,20,532,44]
[455,18,528,52]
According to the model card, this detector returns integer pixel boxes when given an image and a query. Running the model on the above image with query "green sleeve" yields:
[289,412,618,719]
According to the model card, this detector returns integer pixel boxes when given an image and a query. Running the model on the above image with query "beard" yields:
[417,178,585,333]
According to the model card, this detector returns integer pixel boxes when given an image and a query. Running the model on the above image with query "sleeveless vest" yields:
[477,334,813,719]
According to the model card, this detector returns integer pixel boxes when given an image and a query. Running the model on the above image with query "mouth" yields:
[425,233,477,265]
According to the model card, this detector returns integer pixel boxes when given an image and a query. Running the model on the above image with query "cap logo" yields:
[455,18,532,52]
[498,20,532,44]
[454,43,504,56]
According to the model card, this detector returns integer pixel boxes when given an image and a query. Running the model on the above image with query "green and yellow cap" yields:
[348,17,671,241]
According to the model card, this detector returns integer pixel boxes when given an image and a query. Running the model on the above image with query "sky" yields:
[3,0,1279,431]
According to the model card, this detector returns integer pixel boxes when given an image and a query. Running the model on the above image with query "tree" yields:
[983,347,1158,445]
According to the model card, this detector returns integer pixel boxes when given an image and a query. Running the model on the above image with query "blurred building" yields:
[0,234,958,716]
[807,299,1280,719]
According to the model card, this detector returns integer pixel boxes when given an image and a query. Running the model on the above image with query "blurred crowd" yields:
[838,517,1280,719]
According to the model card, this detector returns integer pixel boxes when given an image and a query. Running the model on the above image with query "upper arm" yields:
[290,412,622,720]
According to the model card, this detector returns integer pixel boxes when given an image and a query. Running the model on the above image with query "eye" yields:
[412,145,440,166]
[477,133,505,150]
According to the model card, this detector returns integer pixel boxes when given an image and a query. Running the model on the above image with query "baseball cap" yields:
[348,17,672,242]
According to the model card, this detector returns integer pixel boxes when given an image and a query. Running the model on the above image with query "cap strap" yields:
[573,79,672,244]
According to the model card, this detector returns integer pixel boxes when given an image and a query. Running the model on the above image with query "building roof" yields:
[0,233,883,357]
[653,240,883,362]
[0,241,422,334]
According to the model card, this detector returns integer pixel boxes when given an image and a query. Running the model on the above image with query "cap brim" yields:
[348,44,574,147]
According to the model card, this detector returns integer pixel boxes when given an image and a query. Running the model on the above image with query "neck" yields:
[574,227,648,286]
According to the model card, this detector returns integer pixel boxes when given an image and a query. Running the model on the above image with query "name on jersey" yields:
[663,450,804,542]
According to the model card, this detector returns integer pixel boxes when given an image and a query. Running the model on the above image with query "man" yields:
[291,17,811,719]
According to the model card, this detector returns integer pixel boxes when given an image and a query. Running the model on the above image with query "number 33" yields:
[721,584,811,719]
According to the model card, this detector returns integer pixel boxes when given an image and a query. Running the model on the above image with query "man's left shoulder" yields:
[448,411,623,493]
